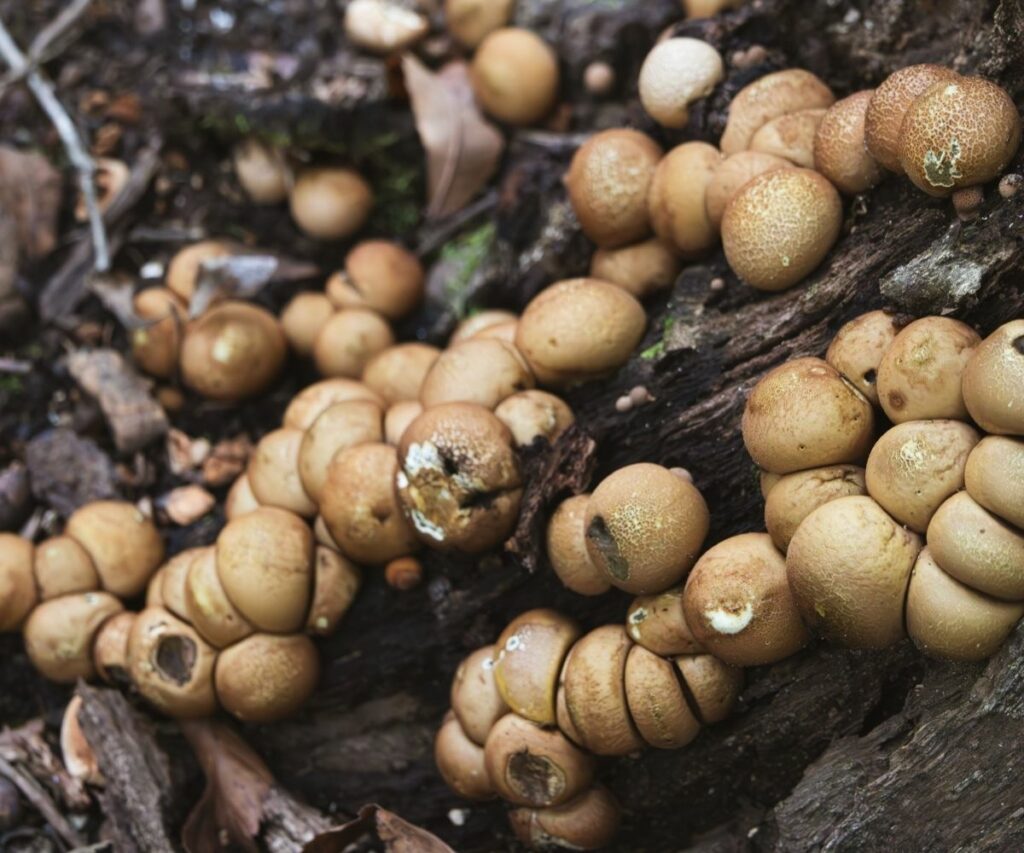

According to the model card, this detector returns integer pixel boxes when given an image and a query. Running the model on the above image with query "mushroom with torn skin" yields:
[131,288,186,379]
[313,308,395,379]
[183,547,253,648]
[749,109,827,169]
[344,0,429,54]
[626,586,705,656]
[638,38,724,129]
[515,279,646,386]
[420,338,535,410]
[384,400,424,446]
[675,654,743,724]
[906,547,1024,662]
[964,436,1024,530]
[509,785,622,851]
[786,495,922,649]
[648,142,723,257]
[546,495,611,596]
[565,130,663,248]
[22,592,123,682]
[280,292,334,358]
[494,390,574,448]
[764,465,867,552]
[362,343,441,404]
[248,428,318,517]
[232,138,290,205]
[445,0,514,48]
[306,546,361,636]
[683,533,809,665]
[327,240,425,321]
[624,645,702,749]
[298,399,384,502]
[165,240,234,304]
[224,472,262,520]
[451,645,508,745]
[704,150,790,229]
[961,320,1024,436]
[395,403,523,553]
[484,714,596,807]
[289,167,374,240]
[283,378,385,431]
[742,357,875,475]
[589,239,682,299]
[470,28,560,127]
[814,91,884,194]
[876,316,980,424]
[32,536,100,600]
[214,632,320,722]
[435,713,496,801]
[825,309,907,406]
[92,611,136,685]
[721,167,843,292]
[865,420,980,533]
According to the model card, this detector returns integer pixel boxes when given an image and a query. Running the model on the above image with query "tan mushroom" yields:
[66,501,164,597]
[961,320,1024,436]
[825,309,906,406]
[546,494,610,596]
[648,142,723,256]
[23,592,123,682]
[214,633,320,722]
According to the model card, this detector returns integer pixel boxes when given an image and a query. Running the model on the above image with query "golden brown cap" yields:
[23,592,122,682]
[298,399,384,502]
[420,338,534,411]
[626,586,705,656]
[33,536,99,601]
[131,288,186,379]
[289,167,373,240]
[283,378,385,430]
[624,644,702,749]
[825,309,906,406]
[964,436,1024,530]
[451,644,507,745]
[312,308,395,379]
[704,151,791,229]
[814,91,884,194]
[764,465,866,552]
[330,240,424,320]
[750,108,826,168]
[435,713,496,801]
[248,428,318,518]
[648,142,722,256]
[470,28,559,126]
[214,632,320,722]
[589,238,682,299]
[183,547,253,648]
[962,320,1024,435]
[66,500,164,597]
[546,494,610,596]
[508,785,621,851]
[362,343,441,404]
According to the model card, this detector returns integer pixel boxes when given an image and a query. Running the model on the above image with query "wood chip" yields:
[161,484,215,526]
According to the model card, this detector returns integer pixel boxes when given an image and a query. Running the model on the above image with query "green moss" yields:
[440,223,497,317]
[640,315,676,361]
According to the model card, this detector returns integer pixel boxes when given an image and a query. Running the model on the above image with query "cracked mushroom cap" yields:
[786,496,922,649]
[395,403,523,553]
[638,38,724,130]
[508,785,622,852]
[814,91,884,194]
[906,547,1024,662]
[589,238,682,299]
[183,547,253,648]
[704,150,791,229]
[515,279,647,386]
[435,713,496,801]
[825,309,907,406]
[313,308,395,379]
[648,142,722,257]
[215,632,320,722]
[764,465,867,552]
[280,292,334,357]
[420,338,535,410]
[470,28,560,126]
[495,390,574,448]
[66,501,165,598]
[127,606,218,718]
[742,357,875,475]
[584,463,709,595]
[962,320,1024,436]
[22,592,122,683]
[546,494,611,596]
[451,645,508,745]
[320,442,419,564]
[750,108,827,169]
[298,399,384,503]
[289,167,373,240]
[131,287,186,379]
[965,436,1024,530]
[876,316,981,423]
[328,240,425,320]
[624,644,702,749]
[865,420,980,533]
[306,546,361,636]
[898,77,1021,197]
[362,343,441,404]
[93,610,136,686]
[32,535,100,601]
[248,428,318,518]
[683,533,810,666]
[565,130,663,248]
[626,586,705,657]
[283,378,385,430]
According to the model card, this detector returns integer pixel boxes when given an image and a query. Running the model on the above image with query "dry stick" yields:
[0,755,86,849]
[0,0,93,90]
[0,17,109,273]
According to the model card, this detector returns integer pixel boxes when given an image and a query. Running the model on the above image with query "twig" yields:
[416,190,499,256]
[0,754,86,849]
[0,0,93,90]
[0,16,109,272]
[0,356,31,373]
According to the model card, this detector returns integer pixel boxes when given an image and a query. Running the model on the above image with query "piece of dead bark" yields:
[304,804,456,853]
[25,428,118,517]
[403,56,504,220]
[166,428,213,477]
[0,461,31,532]
[161,484,215,526]
[189,253,319,318]
[66,349,169,453]
[0,146,63,259]
[201,435,252,486]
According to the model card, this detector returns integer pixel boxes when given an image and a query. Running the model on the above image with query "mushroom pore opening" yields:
[586,515,629,581]
[506,750,566,803]
[154,635,198,685]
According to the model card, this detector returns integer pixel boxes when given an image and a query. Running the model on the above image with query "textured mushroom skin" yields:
[814,90,884,194]
[961,320,1024,435]
[750,108,827,169]
[214,632,320,723]
[624,644,702,749]
[626,587,705,656]
[764,465,867,551]
[965,436,1024,530]
[434,715,496,801]
[825,309,906,406]
[704,151,791,228]
[639,38,724,129]
[508,785,622,851]
[470,28,559,127]
[648,142,722,256]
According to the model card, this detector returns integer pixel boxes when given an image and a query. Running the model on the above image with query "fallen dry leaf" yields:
[0,146,62,259]
[304,804,456,853]
[403,56,505,220]
[202,435,253,486]
[161,484,215,526]
[189,253,319,318]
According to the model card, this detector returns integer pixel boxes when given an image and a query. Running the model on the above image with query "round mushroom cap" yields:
[648,142,722,256]
[298,399,384,502]
[483,714,595,807]
[864,64,960,173]
[215,507,314,633]
[0,535,38,631]
[825,309,907,405]
[248,428,318,517]
[289,167,373,240]
[876,316,980,423]
[898,77,1022,196]
[965,436,1024,530]
[589,238,681,299]
[508,785,621,852]
[626,586,705,656]
[33,536,100,600]
[395,403,523,553]
[224,473,261,520]
[492,609,581,726]
[674,654,743,724]
[750,108,827,168]
[721,69,835,155]
[362,343,441,404]
[704,150,791,229]
[131,288,186,379]
[384,400,424,446]
[764,465,867,552]
[866,420,980,533]
[962,320,1024,435]
[638,38,724,129]
[329,240,425,320]
[159,547,206,621]
[179,301,287,401]
[23,592,123,682]
[127,606,218,718]
[495,390,574,448]
[280,292,334,357]
[561,625,645,756]
[232,138,290,205]
[683,532,810,666]
[214,633,320,722]
[786,495,922,648]
[435,714,496,801]
[470,28,559,126]
[166,240,234,304]
[445,0,514,48]
[741,357,875,475]
[145,567,166,609]
[927,492,1024,601]
[760,470,782,499]
[420,338,534,410]
[906,547,1024,662]
[515,278,646,386]
[565,130,663,248]
[283,378,385,430]
[450,310,518,345]
[546,494,611,596]
[92,610,136,685]
[624,644,702,749]
[313,308,395,379]
[66,501,164,597]
[320,443,419,564]
[451,645,507,745]
[306,546,361,636]
[584,463,709,595]
[722,167,843,292]
[183,547,253,648]
[814,91,884,194]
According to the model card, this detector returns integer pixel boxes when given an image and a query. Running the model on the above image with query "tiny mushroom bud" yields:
[750,108,827,168]
[445,0,515,48]
[131,288,186,379]
[23,592,123,682]
[825,309,907,406]
[624,644,702,749]
[384,555,423,590]
[66,500,165,597]
[590,238,682,299]
[307,546,361,635]
[33,536,100,600]
[298,399,384,502]
[420,338,535,410]
[961,320,1024,435]
[283,378,385,430]
[814,91,884,194]
[280,292,334,357]
[704,150,791,229]
[93,610,136,685]
[328,240,425,321]
[965,436,1024,530]
[470,28,560,126]
[184,547,254,648]
[384,400,424,445]
[494,390,574,447]
[363,343,441,404]
[509,785,622,852]
[435,713,496,800]
[952,186,984,220]
[166,240,234,305]
[232,138,290,205]
[565,130,663,248]
[675,654,743,724]
[648,142,723,257]
[61,695,103,786]
[344,0,429,54]
[546,495,611,596]
[248,428,318,517]
[638,38,724,130]
[999,173,1023,198]
[290,167,374,240]
[313,308,395,379]
[764,465,867,552]
[225,472,262,520]
[626,586,705,657]
[583,61,615,96]
[451,645,507,745]
[215,633,320,722]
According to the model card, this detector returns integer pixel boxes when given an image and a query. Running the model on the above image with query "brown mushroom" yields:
[362,343,441,404]
[704,151,791,229]
[764,465,867,551]
[306,546,361,636]
[589,239,682,299]
[625,586,705,657]
[289,167,373,240]
[451,645,508,745]
[23,593,122,682]
[298,399,384,502]
[509,785,622,852]
[92,611,136,685]
[494,390,574,448]
[420,338,535,410]
[159,547,206,621]
[327,240,424,321]
[450,310,518,345]
[624,644,702,749]
[248,428,318,517]
[964,436,1024,530]
[674,654,743,724]
[384,400,424,446]
[224,472,262,520]
[648,142,722,257]
[33,536,100,600]
[280,292,334,357]
[166,240,234,304]
[233,138,290,204]
[312,308,395,379]
[283,378,385,430]
[825,309,906,406]
[183,547,254,648]
[445,0,514,48]
[214,633,320,722]
[750,108,827,168]
[66,501,164,597]
[435,713,496,801]
[961,320,1024,435]
[546,494,611,596]
[814,91,884,194]
[131,288,186,379]
[638,38,724,130]
[470,28,560,126]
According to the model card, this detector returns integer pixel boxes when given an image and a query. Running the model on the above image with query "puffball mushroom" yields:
[298,399,384,502]
[470,28,559,127]
[704,150,790,229]
[420,338,535,410]
[584,463,709,595]
[451,645,508,745]
[232,138,290,204]
[327,240,425,321]
[906,548,1024,662]
[682,533,810,665]
[898,77,1021,197]
[248,428,318,517]
[131,288,186,379]
[165,240,234,304]
[741,357,875,475]
[638,38,724,130]
[626,587,705,657]
[786,496,922,649]
[509,785,622,852]
[648,142,722,256]
[344,0,429,54]
[763,465,867,552]
[283,378,385,430]
[721,167,842,292]
[825,309,907,406]
[589,239,682,299]
[814,91,884,194]
[23,593,123,682]
[494,390,574,448]
[720,69,835,155]
[961,320,1024,435]
[565,130,663,248]
[435,713,496,801]
[876,316,980,423]
[306,546,361,636]
[749,108,827,168]
[444,0,514,48]
[289,167,373,240]
[313,308,395,379]
[179,301,287,401]
[183,547,253,648]
[674,654,742,724]
[280,292,334,357]
[514,279,646,386]
[865,420,980,533]
[225,472,261,520]
[624,645,702,749]
[214,633,320,723]
[451,310,518,345]
[546,495,611,596]
[362,343,440,404]
[384,400,423,445]
[32,536,99,600]
[964,436,1024,530]
[92,611,135,685]
[65,500,164,597]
